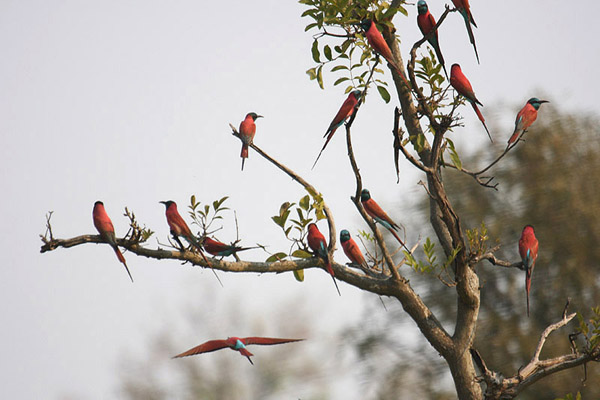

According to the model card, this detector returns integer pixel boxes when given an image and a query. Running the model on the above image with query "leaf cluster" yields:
[187,195,230,235]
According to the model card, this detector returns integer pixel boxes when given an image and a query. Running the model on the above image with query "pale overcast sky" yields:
[1,1,599,398]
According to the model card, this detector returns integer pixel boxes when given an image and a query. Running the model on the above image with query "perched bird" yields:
[307,223,340,296]
[360,189,407,249]
[450,64,492,142]
[508,98,549,145]
[417,0,447,77]
[173,336,304,365]
[312,90,361,169]
[159,200,221,285]
[93,201,133,282]
[202,237,255,261]
[340,230,368,270]
[519,225,539,317]
[358,19,410,87]
[452,0,479,63]
[239,112,262,171]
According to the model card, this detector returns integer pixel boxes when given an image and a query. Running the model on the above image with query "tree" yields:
[39,1,600,398]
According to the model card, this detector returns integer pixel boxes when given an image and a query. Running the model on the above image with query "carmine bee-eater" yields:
[450,64,492,142]
[360,189,407,250]
[417,0,447,78]
[358,19,410,87]
[239,112,263,171]
[307,223,340,296]
[508,98,549,145]
[93,201,133,282]
[173,336,304,365]
[519,225,539,317]
[340,229,368,270]
[312,90,361,169]
[202,237,255,261]
[452,0,479,63]
[159,200,221,286]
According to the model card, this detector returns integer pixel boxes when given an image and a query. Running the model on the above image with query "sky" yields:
[1,0,599,398]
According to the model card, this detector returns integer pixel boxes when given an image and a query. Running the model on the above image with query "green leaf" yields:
[311,39,320,63]
[299,195,310,211]
[446,138,462,170]
[306,67,317,80]
[377,85,391,103]
[292,249,312,258]
[334,77,349,86]
[266,252,288,262]
[293,269,305,282]
[317,65,324,89]
[331,64,348,72]
[324,45,332,61]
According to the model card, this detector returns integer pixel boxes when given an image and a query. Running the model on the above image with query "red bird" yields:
[202,237,255,260]
[519,225,539,317]
[417,0,447,78]
[239,112,263,171]
[508,98,549,145]
[452,0,479,63]
[450,64,492,142]
[360,189,407,250]
[358,19,410,87]
[340,229,368,270]
[173,336,304,365]
[92,201,133,282]
[307,223,340,295]
[160,200,221,285]
[312,90,361,169]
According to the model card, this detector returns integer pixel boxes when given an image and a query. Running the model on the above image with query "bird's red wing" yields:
[173,340,230,358]
[242,337,304,346]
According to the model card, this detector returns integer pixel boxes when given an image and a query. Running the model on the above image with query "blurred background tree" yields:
[346,106,600,399]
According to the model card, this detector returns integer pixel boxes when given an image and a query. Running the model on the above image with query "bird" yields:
[239,112,262,171]
[358,19,410,87]
[312,90,361,169]
[92,201,133,282]
[450,64,492,142]
[173,336,304,365]
[202,237,255,261]
[307,223,340,296]
[340,229,368,270]
[159,200,221,285]
[417,0,447,78]
[519,225,539,317]
[508,98,549,145]
[360,189,407,250]
[452,0,480,63]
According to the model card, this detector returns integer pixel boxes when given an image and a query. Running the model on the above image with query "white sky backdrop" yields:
[1,0,599,398]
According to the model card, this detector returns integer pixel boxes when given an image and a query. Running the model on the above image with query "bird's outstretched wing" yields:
[173,340,230,358]
[242,337,304,346]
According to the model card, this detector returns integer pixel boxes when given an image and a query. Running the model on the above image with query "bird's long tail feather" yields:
[239,348,254,365]
[112,245,133,282]
[312,131,335,170]
[472,103,493,142]
[241,144,248,170]
[464,19,480,64]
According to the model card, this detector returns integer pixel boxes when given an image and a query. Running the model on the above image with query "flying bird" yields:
[312,90,361,169]
[360,189,407,250]
[358,19,410,87]
[202,237,255,261]
[452,0,480,63]
[239,112,262,171]
[519,225,539,317]
[450,63,492,142]
[173,336,304,365]
[417,0,447,77]
[508,98,549,145]
[307,223,340,296]
[159,200,221,285]
[92,201,133,282]
[340,229,368,270]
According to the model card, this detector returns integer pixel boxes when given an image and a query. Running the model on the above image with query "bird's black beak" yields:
[539,100,549,104]
[256,115,264,119]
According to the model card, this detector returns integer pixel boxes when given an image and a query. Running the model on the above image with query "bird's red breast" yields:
[93,202,115,235]
[417,11,437,37]
[239,115,257,145]
[450,64,475,100]
[165,203,192,237]
[342,237,365,265]
[365,20,395,63]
